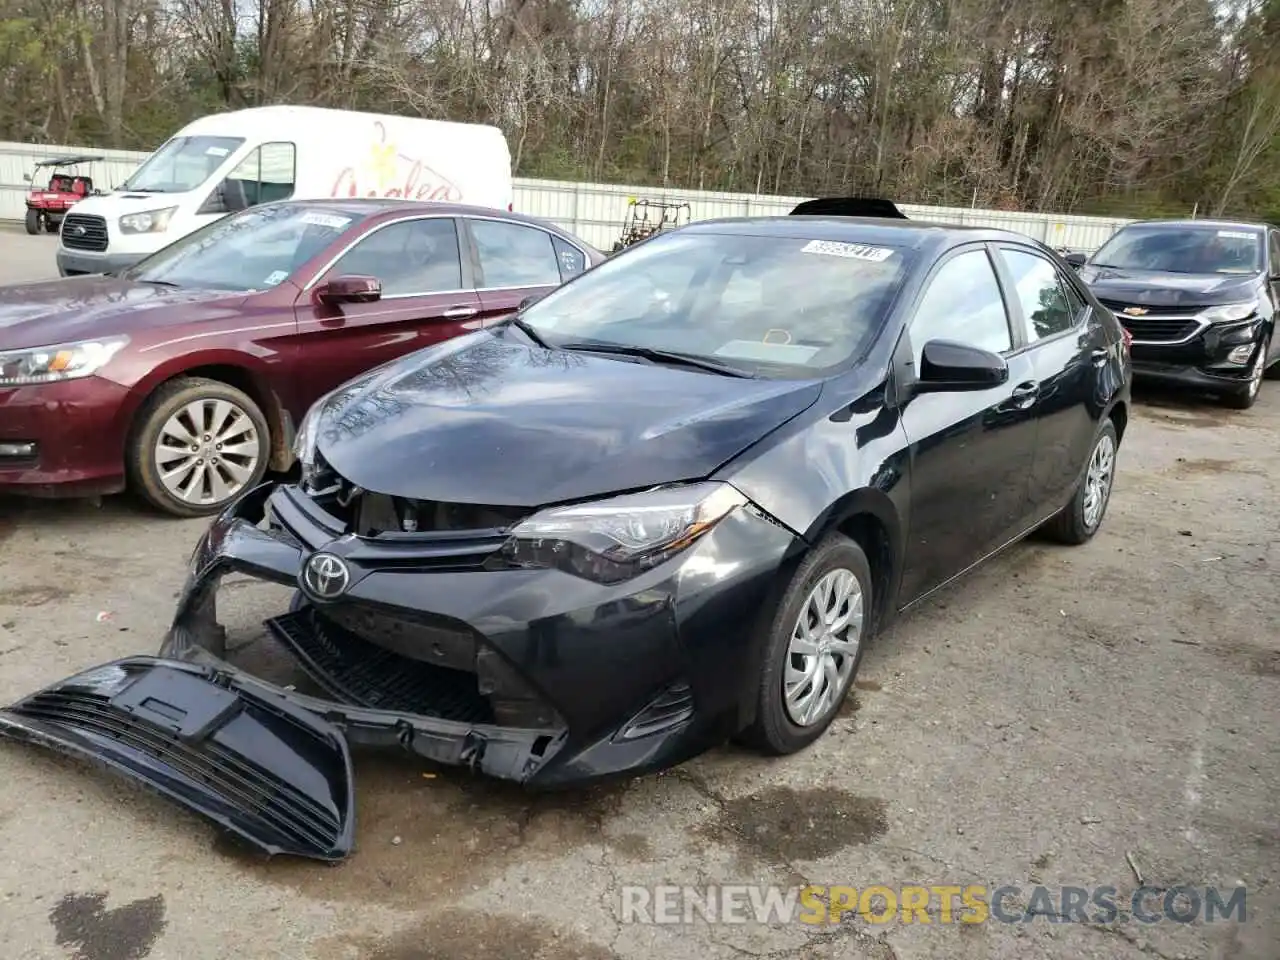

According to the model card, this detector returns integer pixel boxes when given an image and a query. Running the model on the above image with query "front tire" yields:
[24,209,39,235]
[1042,418,1118,545]
[741,533,872,756]
[1222,332,1269,409]
[127,377,270,518]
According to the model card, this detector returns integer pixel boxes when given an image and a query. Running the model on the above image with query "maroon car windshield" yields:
[124,205,368,292]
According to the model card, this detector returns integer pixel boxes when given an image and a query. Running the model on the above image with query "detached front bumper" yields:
[163,480,801,788]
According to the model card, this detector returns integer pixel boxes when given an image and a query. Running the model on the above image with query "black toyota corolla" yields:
[0,205,1132,861]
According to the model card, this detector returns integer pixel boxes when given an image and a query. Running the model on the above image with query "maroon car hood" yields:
[0,276,255,349]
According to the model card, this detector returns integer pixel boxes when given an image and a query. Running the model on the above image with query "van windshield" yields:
[123,203,366,292]
[122,136,245,193]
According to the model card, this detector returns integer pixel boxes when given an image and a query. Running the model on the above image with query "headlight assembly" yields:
[500,481,749,584]
[1201,301,1258,324]
[0,337,129,386]
[119,207,178,234]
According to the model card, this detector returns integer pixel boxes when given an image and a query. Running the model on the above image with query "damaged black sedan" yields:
[0,210,1132,861]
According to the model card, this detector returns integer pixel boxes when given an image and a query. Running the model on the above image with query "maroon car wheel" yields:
[128,377,271,518]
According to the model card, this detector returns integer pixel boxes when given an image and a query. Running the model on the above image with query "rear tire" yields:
[24,209,39,235]
[740,533,872,756]
[127,377,270,518]
[1042,418,1118,545]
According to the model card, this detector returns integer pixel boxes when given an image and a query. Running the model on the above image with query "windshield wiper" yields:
[500,314,550,348]
[134,278,179,287]
[558,342,756,378]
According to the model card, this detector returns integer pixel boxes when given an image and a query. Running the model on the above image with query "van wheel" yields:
[24,209,39,235]
[740,533,871,756]
[128,377,270,518]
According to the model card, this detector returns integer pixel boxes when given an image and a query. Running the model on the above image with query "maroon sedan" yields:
[0,199,603,516]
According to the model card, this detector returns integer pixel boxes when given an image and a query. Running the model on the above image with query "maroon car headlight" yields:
[498,481,749,584]
[0,336,129,386]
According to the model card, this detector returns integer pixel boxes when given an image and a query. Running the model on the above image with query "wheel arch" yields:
[122,354,293,472]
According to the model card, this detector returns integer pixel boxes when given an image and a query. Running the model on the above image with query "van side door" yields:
[291,214,483,411]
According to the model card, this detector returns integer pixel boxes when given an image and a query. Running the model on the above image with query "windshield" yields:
[519,231,912,378]
[123,204,365,291]
[1091,225,1263,275]
[122,136,245,193]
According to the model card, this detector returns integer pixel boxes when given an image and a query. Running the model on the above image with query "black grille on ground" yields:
[12,689,343,853]
[59,213,108,252]
[1097,298,1204,318]
[1114,316,1201,342]
[266,607,495,723]
[617,682,695,740]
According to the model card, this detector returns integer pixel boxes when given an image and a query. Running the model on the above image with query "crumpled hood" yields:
[0,276,249,349]
[312,331,825,506]
[1079,265,1261,308]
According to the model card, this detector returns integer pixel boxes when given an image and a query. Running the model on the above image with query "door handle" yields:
[1009,381,1040,409]
[443,305,479,319]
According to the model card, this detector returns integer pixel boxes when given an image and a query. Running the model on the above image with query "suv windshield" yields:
[122,136,245,193]
[124,203,364,291]
[1091,225,1263,275]
[520,231,912,378]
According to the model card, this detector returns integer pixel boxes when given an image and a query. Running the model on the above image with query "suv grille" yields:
[60,213,108,252]
[1113,315,1201,343]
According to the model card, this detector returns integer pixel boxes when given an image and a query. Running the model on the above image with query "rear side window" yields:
[552,236,588,281]
[1000,248,1079,342]
[471,219,562,288]
[909,249,1012,363]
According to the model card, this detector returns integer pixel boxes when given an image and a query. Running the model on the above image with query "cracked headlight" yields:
[500,481,749,584]
[0,337,129,386]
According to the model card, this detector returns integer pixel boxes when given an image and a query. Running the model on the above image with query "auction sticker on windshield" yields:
[1217,230,1255,240]
[801,240,894,262]
[302,213,353,229]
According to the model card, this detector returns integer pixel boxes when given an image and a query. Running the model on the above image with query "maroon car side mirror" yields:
[315,275,382,305]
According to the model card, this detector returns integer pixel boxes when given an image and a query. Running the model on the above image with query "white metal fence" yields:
[0,139,1134,251]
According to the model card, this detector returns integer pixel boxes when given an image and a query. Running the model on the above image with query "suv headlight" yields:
[119,207,177,234]
[1201,301,1258,324]
[500,481,749,584]
[0,337,129,386]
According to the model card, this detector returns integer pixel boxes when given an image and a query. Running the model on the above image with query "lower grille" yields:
[12,688,344,854]
[60,213,108,252]
[266,607,495,723]
[1115,316,1201,343]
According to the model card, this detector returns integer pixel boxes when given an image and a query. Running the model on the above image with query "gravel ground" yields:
[0,229,1277,960]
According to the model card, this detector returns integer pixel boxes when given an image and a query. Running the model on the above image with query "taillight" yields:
[1120,326,1133,354]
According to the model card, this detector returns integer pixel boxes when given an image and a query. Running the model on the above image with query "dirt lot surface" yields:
[0,230,1277,959]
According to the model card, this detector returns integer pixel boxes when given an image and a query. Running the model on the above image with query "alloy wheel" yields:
[783,568,863,726]
[1082,432,1115,530]
[1247,339,1267,399]
[153,398,262,506]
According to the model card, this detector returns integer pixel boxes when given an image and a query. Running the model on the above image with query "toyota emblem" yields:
[302,552,350,599]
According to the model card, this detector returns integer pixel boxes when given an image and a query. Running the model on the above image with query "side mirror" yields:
[915,340,1008,393]
[1064,252,1087,268]
[315,275,381,305]
[518,293,545,312]
[21,173,31,183]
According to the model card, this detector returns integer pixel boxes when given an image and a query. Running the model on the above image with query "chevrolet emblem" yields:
[1122,306,1148,316]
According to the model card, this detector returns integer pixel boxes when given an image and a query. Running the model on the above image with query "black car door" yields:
[992,244,1108,519]
[896,244,1040,603]
[1267,230,1280,365]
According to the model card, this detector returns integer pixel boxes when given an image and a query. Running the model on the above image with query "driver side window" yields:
[326,218,463,297]
[222,142,296,209]
[909,249,1013,365]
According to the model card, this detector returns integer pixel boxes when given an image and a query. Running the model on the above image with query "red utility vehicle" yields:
[0,198,603,516]
[22,155,105,235]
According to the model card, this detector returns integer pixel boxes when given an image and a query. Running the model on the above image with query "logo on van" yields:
[330,120,463,203]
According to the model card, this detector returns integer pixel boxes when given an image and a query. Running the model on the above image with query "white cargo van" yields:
[56,105,514,276]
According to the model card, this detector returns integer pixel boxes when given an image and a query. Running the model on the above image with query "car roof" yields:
[259,197,555,227]
[1121,218,1272,231]
[680,215,1045,253]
